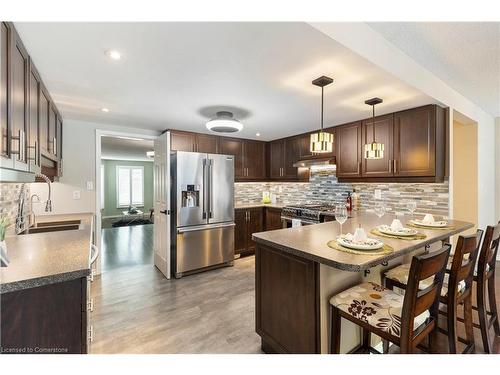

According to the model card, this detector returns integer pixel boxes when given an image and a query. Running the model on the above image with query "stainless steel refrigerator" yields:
[170,151,235,278]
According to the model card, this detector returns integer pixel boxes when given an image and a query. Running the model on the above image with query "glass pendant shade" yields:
[310,131,334,153]
[364,142,384,159]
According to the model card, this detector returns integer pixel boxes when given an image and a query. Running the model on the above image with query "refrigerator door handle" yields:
[177,222,235,233]
[209,159,214,219]
[202,159,208,219]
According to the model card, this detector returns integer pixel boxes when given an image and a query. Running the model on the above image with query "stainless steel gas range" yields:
[281,204,338,227]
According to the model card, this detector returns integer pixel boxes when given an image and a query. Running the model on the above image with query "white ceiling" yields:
[368,22,500,117]
[101,136,154,162]
[16,22,438,140]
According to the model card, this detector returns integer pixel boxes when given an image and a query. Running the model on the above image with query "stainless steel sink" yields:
[36,219,81,227]
[19,224,81,235]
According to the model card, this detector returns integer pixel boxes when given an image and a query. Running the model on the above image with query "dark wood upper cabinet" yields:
[219,137,244,179]
[393,105,443,178]
[269,140,284,179]
[283,137,301,178]
[335,121,362,178]
[195,133,218,154]
[48,105,57,156]
[243,140,266,180]
[39,86,49,155]
[170,131,195,152]
[0,22,9,159]
[361,114,394,177]
[10,26,29,167]
[28,62,40,169]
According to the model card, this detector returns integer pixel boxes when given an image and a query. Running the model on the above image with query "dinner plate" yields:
[378,225,418,237]
[337,236,384,250]
[410,219,448,228]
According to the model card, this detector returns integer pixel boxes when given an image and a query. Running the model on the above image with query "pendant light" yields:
[310,76,334,154]
[364,97,384,159]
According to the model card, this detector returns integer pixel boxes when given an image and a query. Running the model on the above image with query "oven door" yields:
[281,216,318,228]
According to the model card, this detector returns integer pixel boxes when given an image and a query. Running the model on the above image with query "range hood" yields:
[293,156,336,168]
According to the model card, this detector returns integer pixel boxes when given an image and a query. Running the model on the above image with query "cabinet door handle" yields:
[357,161,360,174]
[393,159,397,174]
[388,159,392,173]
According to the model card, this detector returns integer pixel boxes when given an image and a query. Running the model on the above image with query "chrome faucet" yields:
[35,173,52,212]
[15,184,26,233]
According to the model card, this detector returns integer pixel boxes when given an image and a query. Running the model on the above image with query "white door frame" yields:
[94,129,158,275]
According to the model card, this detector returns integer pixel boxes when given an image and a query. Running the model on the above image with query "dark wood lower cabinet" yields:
[234,207,263,257]
[264,207,282,231]
[0,278,88,354]
[255,244,320,353]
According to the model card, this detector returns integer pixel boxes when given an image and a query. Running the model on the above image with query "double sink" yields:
[19,219,83,235]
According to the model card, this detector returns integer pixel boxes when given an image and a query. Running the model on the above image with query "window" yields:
[100,165,105,210]
[116,166,144,207]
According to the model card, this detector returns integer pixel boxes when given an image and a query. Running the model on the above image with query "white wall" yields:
[30,119,160,216]
[497,117,500,222]
[310,22,497,230]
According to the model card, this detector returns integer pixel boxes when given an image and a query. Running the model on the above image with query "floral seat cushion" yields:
[384,263,466,297]
[329,282,430,337]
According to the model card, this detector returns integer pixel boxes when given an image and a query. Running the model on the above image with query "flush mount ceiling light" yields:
[310,76,334,154]
[206,111,243,133]
[105,49,122,61]
[364,97,384,160]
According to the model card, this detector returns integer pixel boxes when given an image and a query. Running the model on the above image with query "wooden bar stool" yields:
[329,244,451,354]
[475,222,500,353]
[383,231,483,354]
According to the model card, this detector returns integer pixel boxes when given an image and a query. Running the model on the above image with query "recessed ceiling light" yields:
[101,107,109,113]
[256,133,261,137]
[105,50,121,61]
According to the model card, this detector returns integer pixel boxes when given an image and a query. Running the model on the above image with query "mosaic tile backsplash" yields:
[235,169,449,218]
[0,182,30,233]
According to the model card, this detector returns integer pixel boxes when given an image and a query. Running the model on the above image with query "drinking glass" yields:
[406,200,417,219]
[374,202,385,220]
[335,204,348,236]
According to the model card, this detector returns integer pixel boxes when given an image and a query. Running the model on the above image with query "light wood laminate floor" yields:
[90,256,261,353]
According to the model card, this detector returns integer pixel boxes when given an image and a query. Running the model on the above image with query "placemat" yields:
[327,240,394,256]
[407,223,455,231]
[370,228,427,241]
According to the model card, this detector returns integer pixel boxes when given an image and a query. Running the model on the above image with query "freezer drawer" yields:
[175,223,235,277]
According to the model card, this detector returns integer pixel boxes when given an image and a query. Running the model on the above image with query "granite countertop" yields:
[252,213,473,272]
[1,213,94,293]
[235,203,286,209]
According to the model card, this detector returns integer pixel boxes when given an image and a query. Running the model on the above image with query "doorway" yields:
[452,110,478,239]
[95,131,157,273]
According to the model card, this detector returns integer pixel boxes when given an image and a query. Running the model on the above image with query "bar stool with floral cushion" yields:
[329,244,451,354]
[383,231,483,354]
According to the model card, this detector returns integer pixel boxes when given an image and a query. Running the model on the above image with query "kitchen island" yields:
[252,213,473,354]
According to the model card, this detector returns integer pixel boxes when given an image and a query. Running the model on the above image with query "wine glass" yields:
[374,202,385,221]
[335,204,348,236]
[406,200,417,219]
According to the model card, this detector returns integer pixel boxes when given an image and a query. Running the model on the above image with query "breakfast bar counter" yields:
[252,213,473,354]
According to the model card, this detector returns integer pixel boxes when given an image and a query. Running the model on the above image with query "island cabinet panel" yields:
[194,133,218,154]
[219,137,244,179]
[393,105,439,177]
[234,207,263,256]
[335,121,362,178]
[255,244,320,353]
[1,277,88,354]
[361,114,394,177]
[264,207,282,231]
[170,130,195,152]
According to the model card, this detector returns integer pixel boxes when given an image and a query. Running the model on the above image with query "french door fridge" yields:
[170,151,235,278]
